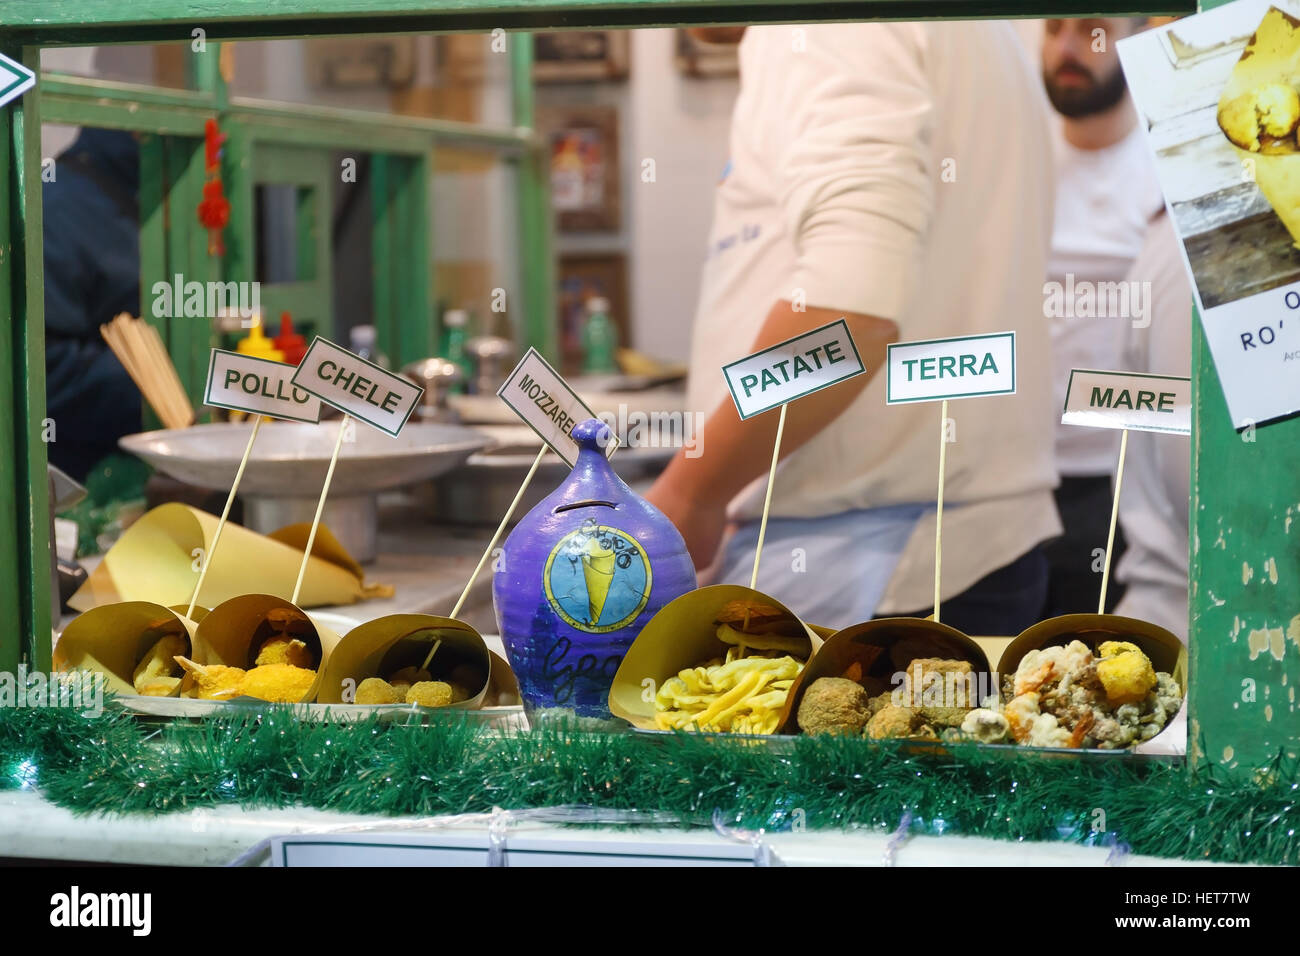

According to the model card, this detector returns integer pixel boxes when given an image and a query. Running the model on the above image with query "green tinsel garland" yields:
[1,700,1296,865]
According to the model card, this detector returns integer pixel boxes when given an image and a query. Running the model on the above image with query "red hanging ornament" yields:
[197,118,230,257]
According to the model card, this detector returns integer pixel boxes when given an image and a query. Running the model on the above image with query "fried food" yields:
[407,681,454,708]
[1012,640,1093,696]
[254,635,314,669]
[898,657,977,727]
[716,600,786,628]
[797,677,871,736]
[1219,83,1300,151]
[240,663,317,702]
[716,622,810,655]
[389,666,431,686]
[864,704,936,741]
[175,657,246,701]
[355,677,399,705]
[1096,642,1157,706]
[959,708,1010,744]
[132,633,187,695]
[655,654,801,734]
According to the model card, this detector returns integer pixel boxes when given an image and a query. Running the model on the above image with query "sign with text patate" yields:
[204,349,322,424]
[721,319,866,420]
[886,331,1016,404]
[290,336,422,436]
[497,348,616,466]
[1062,369,1191,435]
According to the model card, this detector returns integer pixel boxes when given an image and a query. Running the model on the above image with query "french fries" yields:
[653,641,803,735]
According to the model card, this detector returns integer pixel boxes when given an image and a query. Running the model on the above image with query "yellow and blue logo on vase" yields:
[542,519,651,633]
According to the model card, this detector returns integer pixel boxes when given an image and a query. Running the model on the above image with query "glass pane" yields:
[226,35,513,128]
[41,45,192,90]
[254,184,317,284]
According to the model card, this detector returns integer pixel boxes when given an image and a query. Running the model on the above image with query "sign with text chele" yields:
[290,336,422,436]
[722,318,866,420]
[1062,369,1191,435]
[497,348,615,466]
[886,331,1016,404]
[204,349,322,424]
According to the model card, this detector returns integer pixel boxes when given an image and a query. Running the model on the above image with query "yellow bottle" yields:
[235,314,286,362]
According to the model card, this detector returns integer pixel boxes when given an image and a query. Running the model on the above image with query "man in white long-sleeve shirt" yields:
[646,22,1062,633]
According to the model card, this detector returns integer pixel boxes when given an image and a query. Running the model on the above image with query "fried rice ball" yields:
[796,677,871,736]
[355,677,400,705]
[406,680,454,708]
[866,704,918,740]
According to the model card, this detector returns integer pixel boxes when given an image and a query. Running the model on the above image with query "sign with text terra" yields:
[204,349,322,424]
[886,331,1016,405]
[290,336,423,436]
[497,348,615,466]
[1062,369,1191,435]
[722,318,866,420]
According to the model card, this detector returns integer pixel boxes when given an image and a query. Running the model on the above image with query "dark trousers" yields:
[1040,476,1126,618]
[879,544,1050,637]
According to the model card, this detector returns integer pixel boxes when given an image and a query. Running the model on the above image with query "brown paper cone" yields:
[317,614,492,710]
[608,584,823,733]
[783,617,992,735]
[1218,7,1300,244]
[190,593,342,703]
[485,650,522,707]
[999,613,1187,695]
[54,602,200,697]
[67,503,381,612]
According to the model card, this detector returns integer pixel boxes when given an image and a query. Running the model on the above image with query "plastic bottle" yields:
[349,324,388,368]
[441,308,472,391]
[235,315,285,362]
[581,296,619,374]
[273,311,308,365]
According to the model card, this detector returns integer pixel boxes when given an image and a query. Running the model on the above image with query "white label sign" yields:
[497,347,614,466]
[722,318,866,420]
[204,349,322,424]
[1062,369,1191,435]
[290,336,422,436]
[886,331,1016,404]
[0,53,35,110]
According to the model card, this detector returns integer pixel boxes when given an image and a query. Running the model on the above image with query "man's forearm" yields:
[656,299,898,508]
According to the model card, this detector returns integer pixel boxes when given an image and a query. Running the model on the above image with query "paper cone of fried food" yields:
[608,584,828,734]
[998,614,1186,749]
[54,602,200,697]
[317,614,492,709]
[67,503,389,612]
[1218,7,1300,246]
[782,617,991,739]
[187,593,342,703]
[484,650,522,708]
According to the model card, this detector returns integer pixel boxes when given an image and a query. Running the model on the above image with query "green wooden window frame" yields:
[10,0,1295,778]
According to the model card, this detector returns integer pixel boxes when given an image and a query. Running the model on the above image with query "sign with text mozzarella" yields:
[0,53,36,110]
[722,319,866,420]
[290,336,422,436]
[204,349,322,424]
[497,347,615,466]
[1062,369,1191,435]
[886,331,1016,404]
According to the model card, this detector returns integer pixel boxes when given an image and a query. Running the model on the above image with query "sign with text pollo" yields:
[1062,369,1191,435]
[497,347,615,466]
[204,349,322,424]
[886,331,1016,404]
[290,336,423,436]
[722,318,866,420]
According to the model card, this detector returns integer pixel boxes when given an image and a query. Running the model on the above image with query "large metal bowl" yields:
[120,421,492,561]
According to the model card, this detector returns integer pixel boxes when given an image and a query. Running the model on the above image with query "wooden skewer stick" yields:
[1097,427,1130,615]
[418,638,443,673]
[934,399,949,625]
[291,416,350,606]
[185,415,263,619]
[746,402,789,630]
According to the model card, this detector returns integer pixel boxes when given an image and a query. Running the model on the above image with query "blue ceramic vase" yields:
[494,418,696,724]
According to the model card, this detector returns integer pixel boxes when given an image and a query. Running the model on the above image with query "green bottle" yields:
[581,296,618,374]
[441,309,472,392]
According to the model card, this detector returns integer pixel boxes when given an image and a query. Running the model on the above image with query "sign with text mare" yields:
[886,331,1016,404]
[1062,369,1191,435]
[291,336,423,436]
[722,318,866,420]
[204,349,322,424]
[497,347,617,467]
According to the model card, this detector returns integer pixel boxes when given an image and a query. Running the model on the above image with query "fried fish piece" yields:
[240,663,317,702]
[254,635,314,669]
[175,657,246,701]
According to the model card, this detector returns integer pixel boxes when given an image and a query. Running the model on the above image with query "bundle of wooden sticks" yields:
[99,313,195,430]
